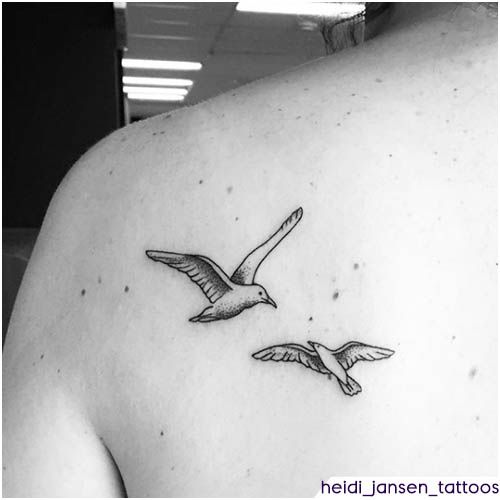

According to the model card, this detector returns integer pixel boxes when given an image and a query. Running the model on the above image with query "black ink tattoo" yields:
[146,207,303,323]
[252,341,394,396]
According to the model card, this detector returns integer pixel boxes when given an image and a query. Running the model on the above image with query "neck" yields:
[387,2,497,30]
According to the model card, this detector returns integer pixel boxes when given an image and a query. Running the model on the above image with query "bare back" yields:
[3,4,497,496]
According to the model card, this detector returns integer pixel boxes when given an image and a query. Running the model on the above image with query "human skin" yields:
[3,3,497,497]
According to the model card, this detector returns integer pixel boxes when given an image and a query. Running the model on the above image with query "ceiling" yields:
[120,2,362,119]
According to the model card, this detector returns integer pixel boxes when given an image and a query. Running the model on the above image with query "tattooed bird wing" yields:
[145,251,233,303]
[231,207,303,285]
[333,342,395,370]
[252,343,330,374]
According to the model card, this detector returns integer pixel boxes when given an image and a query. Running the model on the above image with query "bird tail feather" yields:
[338,375,362,396]
[189,314,216,323]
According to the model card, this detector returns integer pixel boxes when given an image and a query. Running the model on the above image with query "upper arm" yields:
[3,377,126,497]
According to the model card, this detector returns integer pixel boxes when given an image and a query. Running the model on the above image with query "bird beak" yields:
[265,297,277,308]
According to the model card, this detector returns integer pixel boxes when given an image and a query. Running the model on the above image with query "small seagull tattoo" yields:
[146,207,303,323]
[252,341,394,396]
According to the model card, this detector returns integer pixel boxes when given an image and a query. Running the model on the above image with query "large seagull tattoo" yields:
[146,207,303,323]
[252,341,395,396]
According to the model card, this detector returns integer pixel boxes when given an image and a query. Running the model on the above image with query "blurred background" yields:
[2,2,389,341]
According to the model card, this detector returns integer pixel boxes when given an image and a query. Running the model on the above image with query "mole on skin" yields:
[81,289,86,296]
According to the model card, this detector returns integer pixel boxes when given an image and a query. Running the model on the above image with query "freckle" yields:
[160,430,164,436]
[452,158,457,162]
[124,286,129,293]
[231,92,236,97]
[304,88,309,91]
[226,186,233,194]
[81,289,86,296]
[308,316,313,322]
[351,93,356,96]
[109,170,113,176]
[327,374,332,380]
[40,354,44,360]
[98,276,102,284]
[295,115,301,119]
[57,369,61,374]
[445,119,450,123]
[152,132,158,136]
[453,88,458,92]
[160,131,165,135]
[235,217,239,221]
[277,108,282,112]
[469,367,477,379]
[199,179,203,184]
[333,291,340,300]
[433,151,438,155]
[120,136,127,142]
[475,415,480,421]
[353,263,359,270]
[32,362,35,366]
[440,31,447,36]
[452,335,456,340]
[336,122,341,126]
[346,111,351,115]
[171,466,175,471]
[389,153,393,158]
[375,78,383,83]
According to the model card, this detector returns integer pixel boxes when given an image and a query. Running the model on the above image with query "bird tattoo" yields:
[146,207,303,323]
[252,341,395,396]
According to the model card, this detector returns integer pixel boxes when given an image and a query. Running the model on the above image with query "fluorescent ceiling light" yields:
[123,76,193,87]
[122,58,202,71]
[123,86,189,96]
[236,1,365,17]
[127,93,185,102]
